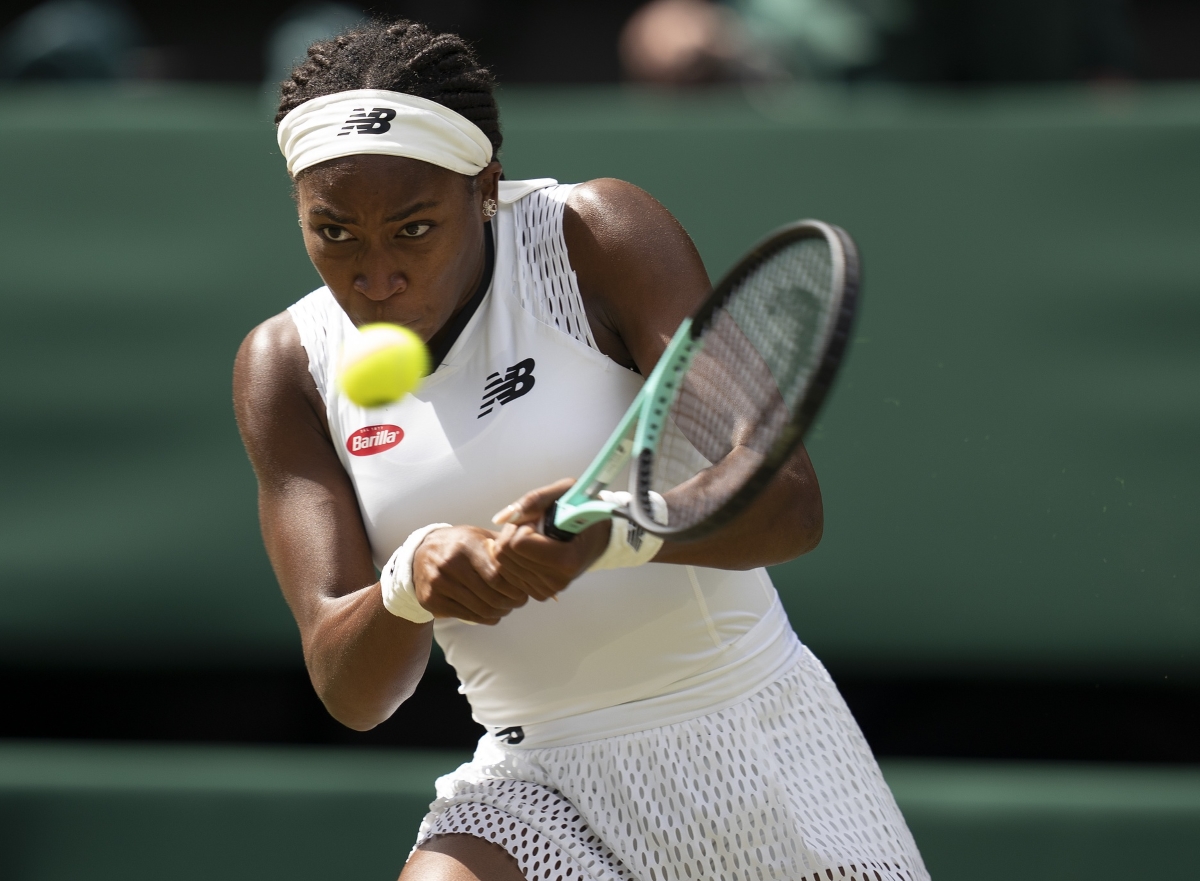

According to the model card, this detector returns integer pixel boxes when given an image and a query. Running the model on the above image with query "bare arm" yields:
[233,314,434,730]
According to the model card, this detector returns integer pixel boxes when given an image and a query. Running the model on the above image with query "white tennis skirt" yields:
[416,646,930,881]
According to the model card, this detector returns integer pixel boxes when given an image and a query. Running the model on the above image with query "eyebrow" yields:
[308,200,441,225]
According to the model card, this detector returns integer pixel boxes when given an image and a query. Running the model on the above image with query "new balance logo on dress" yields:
[478,358,536,418]
[338,107,396,136]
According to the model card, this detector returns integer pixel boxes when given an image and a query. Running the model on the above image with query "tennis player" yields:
[234,19,928,881]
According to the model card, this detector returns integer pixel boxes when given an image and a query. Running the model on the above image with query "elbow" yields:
[305,643,423,732]
[316,679,418,732]
[779,492,823,562]
[765,513,820,567]
[795,517,822,557]
[332,710,385,733]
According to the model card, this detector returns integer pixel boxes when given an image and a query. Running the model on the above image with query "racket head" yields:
[628,220,860,541]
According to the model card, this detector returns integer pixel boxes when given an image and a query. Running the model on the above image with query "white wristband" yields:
[586,491,668,572]
[380,523,451,623]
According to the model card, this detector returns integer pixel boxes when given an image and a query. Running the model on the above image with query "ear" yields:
[476,160,503,206]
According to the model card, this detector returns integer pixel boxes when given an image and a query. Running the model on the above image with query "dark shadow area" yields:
[2,663,1196,762]
[0,661,484,750]
[835,674,1200,763]
[0,0,646,84]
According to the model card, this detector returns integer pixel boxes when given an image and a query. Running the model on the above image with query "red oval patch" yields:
[346,424,404,456]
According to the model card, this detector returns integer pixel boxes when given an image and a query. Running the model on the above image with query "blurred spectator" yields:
[619,0,907,85]
[620,0,1138,86]
[264,1,362,90]
[731,0,909,78]
[619,0,768,86]
[0,0,143,80]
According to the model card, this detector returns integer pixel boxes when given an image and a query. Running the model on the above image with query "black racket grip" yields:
[542,501,578,542]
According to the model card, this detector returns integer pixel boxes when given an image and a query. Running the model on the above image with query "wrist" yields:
[380,523,452,623]
[585,491,667,572]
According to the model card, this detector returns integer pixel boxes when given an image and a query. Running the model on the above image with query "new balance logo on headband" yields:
[338,107,397,136]
[478,358,536,418]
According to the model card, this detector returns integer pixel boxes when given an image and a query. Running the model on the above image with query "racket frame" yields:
[546,219,859,543]
[627,220,859,541]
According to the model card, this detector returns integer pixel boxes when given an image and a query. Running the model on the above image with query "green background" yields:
[0,84,1197,880]
[1,84,1195,677]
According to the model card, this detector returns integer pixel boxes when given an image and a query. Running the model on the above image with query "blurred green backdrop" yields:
[0,84,1195,677]
[0,83,1198,881]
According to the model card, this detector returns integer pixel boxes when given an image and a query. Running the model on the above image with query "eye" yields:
[319,226,354,242]
[398,222,432,238]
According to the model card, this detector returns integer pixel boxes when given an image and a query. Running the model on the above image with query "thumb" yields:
[491,478,576,527]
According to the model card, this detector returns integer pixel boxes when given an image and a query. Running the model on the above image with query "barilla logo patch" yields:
[347,425,403,456]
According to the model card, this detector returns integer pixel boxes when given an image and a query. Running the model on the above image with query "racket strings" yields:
[648,237,838,531]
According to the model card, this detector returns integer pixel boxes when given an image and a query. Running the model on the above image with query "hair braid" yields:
[274,19,502,157]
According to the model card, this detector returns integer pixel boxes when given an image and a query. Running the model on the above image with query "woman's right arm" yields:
[234,313,434,730]
[235,314,569,729]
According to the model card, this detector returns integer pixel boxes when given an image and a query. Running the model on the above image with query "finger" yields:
[500,526,602,596]
[432,563,521,619]
[438,581,512,622]
[492,550,562,602]
[493,526,579,601]
[491,478,576,526]
[501,524,573,564]
[422,590,502,626]
[493,522,522,554]
[476,539,531,602]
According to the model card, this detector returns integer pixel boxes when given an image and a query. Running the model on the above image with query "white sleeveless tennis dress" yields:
[288,180,928,881]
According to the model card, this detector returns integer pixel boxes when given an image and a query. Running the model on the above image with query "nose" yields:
[353,268,408,301]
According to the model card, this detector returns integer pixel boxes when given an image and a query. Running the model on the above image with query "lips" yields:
[347,310,429,340]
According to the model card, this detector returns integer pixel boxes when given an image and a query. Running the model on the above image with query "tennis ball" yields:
[338,322,430,408]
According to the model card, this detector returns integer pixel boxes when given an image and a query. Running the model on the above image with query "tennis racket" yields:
[543,219,861,543]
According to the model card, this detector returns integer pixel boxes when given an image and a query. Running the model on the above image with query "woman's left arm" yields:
[491,179,822,581]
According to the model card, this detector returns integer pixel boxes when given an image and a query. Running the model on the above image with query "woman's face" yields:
[296,154,501,342]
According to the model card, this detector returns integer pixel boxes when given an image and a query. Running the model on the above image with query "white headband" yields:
[276,89,494,177]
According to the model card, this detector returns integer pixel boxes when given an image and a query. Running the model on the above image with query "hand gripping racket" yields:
[543,219,861,543]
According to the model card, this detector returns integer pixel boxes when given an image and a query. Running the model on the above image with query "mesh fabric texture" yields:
[417,647,928,881]
[513,184,600,351]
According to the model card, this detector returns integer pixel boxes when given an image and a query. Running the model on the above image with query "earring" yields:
[482,198,498,218]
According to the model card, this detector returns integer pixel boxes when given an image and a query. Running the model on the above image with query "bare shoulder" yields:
[562,179,710,373]
[233,312,329,482]
[563,178,693,259]
[233,312,310,418]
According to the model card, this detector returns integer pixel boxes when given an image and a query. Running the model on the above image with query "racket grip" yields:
[542,501,578,542]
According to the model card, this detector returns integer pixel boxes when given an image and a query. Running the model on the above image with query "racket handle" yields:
[542,501,578,542]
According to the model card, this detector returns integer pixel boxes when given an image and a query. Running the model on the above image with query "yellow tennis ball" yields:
[338,322,430,408]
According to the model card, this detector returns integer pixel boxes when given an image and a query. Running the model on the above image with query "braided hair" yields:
[276,19,502,159]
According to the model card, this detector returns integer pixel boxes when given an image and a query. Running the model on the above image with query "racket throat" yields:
[544,498,621,538]
[585,437,634,496]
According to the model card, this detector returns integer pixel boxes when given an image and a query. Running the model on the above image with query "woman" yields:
[234,19,928,881]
